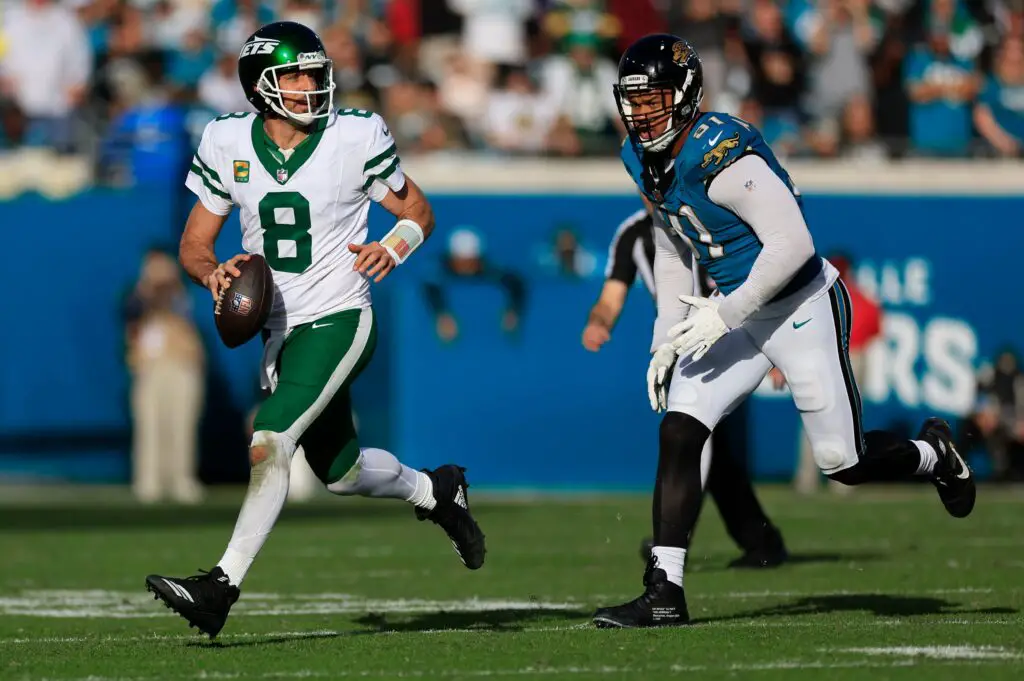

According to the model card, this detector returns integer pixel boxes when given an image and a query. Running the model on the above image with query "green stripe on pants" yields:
[253,307,377,483]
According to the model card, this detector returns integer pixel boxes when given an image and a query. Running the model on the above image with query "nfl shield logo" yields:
[276,168,289,183]
[652,189,663,202]
[231,292,253,316]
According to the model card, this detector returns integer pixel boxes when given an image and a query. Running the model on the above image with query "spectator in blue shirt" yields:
[904,26,979,157]
[974,37,1024,157]
[99,57,190,188]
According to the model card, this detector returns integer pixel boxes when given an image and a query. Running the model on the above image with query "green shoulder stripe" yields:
[194,154,223,186]
[363,143,396,172]
[190,164,231,201]
[362,155,400,191]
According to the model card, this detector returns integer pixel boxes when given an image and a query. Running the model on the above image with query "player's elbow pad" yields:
[381,219,425,265]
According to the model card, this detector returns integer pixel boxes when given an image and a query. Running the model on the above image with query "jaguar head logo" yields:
[672,41,691,65]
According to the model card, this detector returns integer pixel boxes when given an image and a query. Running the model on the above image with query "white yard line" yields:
[830,646,1023,660]
[698,618,1021,629]
[0,592,581,619]
[0,586,1013,622]
[698,587,995,599]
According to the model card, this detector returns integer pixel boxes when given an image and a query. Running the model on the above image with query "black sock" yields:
[653,412,711,549]
[828,430,921,485]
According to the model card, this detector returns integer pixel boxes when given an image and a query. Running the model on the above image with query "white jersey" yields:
[185,109,406,332]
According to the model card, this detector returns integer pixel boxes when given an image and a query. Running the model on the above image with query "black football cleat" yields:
[919,418,976,518]
[145,566,240,639]
[593,557,690,628]
[416,465,486,569]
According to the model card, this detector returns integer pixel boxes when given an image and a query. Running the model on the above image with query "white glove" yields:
[667,295,730,362]
[647,343,678,413]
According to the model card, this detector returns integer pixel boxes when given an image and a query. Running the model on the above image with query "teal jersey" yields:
[621,112,809,295]
[981,75,1024,143]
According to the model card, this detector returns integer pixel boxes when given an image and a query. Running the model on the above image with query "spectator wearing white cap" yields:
[423,227,526,343]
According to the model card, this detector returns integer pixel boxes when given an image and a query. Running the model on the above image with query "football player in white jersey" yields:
[592,34,975,629]
[144,22,486,639]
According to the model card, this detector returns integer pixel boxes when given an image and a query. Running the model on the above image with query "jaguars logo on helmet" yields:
[671,41,690,65]
[238,21,335,126]
[613,34,703,153]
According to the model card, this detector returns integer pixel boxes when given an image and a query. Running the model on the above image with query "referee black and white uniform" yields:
[605,208,716,310]
[595,206,788,568]
[605,209,658,299]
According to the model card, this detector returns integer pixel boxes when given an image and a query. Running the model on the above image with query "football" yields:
[214,254,274,348]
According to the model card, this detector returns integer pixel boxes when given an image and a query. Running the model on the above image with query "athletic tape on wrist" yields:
[381,219,424,265]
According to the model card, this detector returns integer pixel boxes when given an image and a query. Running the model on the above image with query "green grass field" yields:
[1,485,1022,681]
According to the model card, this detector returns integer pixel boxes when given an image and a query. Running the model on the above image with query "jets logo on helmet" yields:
[613,34,704,153]
[237,21,335,127]
[239,39,280,58]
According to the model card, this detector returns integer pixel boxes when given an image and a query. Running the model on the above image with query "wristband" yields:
[381,219,424,265]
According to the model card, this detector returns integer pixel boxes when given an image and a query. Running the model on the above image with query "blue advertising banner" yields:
[1,190,1019,485]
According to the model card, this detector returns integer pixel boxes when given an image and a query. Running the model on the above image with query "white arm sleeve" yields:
[362,113,406,202]
[185,122,233,216]
[707,154,816,328]
[651,214,696,353]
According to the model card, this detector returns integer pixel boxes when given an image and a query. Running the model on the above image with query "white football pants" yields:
[667,260,863,475]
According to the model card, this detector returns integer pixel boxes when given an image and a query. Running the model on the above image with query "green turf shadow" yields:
[354,606,591,633]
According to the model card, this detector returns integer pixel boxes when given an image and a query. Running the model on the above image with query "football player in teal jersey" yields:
[592,34,976,629]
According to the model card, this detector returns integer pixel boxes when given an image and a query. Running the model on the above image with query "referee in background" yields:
[583,198,788,568]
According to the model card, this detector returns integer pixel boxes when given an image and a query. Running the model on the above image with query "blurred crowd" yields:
[1,0,1023,193]
[963,348,1024,481]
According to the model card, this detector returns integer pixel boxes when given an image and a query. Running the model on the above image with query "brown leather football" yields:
[214,254,274,348]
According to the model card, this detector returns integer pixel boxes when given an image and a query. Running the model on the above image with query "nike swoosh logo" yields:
[707,131,723,146]
[793,319,812,329]
[311,322,333,329]
[951,445,971,480]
